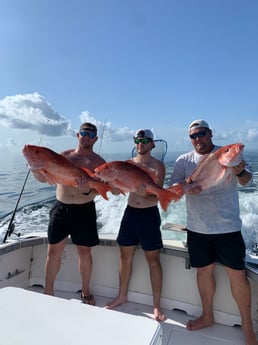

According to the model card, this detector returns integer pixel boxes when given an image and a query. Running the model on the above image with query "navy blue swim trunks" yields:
[117,205,163,251]
[48,200,99,246]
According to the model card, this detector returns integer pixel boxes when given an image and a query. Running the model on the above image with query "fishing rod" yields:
[2,169,30,243]
[2,124,47,243]
[98,118,107,155]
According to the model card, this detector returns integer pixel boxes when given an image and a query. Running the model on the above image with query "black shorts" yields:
[187,230,246,270]
[48,200,99,247]
[117,205,163,251]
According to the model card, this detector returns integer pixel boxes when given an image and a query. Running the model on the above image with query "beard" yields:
[81,141,92,150]
[137,149,149,155]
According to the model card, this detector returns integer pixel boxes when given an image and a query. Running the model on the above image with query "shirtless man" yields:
[106,129,166,321]
[31,122,105,305]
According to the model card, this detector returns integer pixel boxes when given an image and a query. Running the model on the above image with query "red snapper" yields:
[169,143,245,195]
[94,160,184,212]
[22,144,111,200]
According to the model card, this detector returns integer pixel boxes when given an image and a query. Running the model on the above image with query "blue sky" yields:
[0,0,258,156]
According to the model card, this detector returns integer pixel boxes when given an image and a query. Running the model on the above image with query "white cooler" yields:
[0,287,162,345]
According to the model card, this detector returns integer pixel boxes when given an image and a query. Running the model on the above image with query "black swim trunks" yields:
[187,230,246,270]
[48,200,99,246]
[117,205,163,251]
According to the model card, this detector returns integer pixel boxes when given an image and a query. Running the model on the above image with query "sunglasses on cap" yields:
[79,131,96,139]
[134,137,152,144]
[189,130,207,140]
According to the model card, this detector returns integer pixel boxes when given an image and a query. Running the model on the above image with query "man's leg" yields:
[226,267,258,345]
[145,249,165,321]
[187,263,216,330]
[44,238,67,295]
[106,246,136,309]
[77,245,95,305]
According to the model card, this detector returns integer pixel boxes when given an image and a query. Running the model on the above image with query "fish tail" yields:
[156,187,184,212]
[93,182,111,200]
[166,184,185,199]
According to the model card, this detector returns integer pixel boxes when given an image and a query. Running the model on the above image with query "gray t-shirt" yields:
[170,146,253,234]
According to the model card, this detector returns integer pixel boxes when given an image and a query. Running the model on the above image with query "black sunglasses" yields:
[189,130,207,140]
[79,131,96,139]
[134,137,152,144]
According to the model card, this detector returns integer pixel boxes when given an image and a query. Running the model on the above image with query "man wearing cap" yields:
[170,120,258,344]
[31,122,106,306]
[106,129,166,321]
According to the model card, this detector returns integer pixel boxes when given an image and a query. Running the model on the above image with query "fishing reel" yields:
[7,223,21,237]
[3,222,21,243]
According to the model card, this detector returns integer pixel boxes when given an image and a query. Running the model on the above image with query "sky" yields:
[0,0,258,157]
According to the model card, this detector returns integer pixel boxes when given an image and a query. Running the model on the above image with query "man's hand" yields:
[185,177,202,194]
[230,160,246,176]
[186,185,202,194]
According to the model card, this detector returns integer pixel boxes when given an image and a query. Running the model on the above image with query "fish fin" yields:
[212,167,231,186]
[38,170,58,186]
[81,167,94,176]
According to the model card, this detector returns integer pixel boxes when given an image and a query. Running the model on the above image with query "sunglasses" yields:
[134,137,152,144]
[189,130,207,140]
[79,131,96,139]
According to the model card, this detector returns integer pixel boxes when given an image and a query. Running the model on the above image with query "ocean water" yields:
[0,151,258,248]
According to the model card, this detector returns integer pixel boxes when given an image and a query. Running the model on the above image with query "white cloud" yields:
[0,92,74,137]
[0,94,141,155]
[80,110,135,142]
[213,128,258,147]
[0,93,136,143]
[246,128,258,141]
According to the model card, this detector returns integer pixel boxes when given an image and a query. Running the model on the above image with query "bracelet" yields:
[236,169,246,177]
[83,188,92,195]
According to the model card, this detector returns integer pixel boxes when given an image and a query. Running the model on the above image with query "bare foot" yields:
[105,296,127,309]
[154,307,166,322]
[242,326,258,345]
[245,338,258,345]
[186,316,214,330]
[44,290,54,296]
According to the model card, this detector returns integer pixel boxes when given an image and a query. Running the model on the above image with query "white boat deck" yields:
[28,286,245,345]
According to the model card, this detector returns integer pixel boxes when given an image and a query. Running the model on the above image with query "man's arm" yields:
[231,160,253,186]
[169,159,186,185]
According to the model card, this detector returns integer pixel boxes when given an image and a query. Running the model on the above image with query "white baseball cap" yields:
[188,119,210,133]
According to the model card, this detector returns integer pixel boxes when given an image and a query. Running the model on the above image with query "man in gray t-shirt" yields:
[169,119,257,345]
